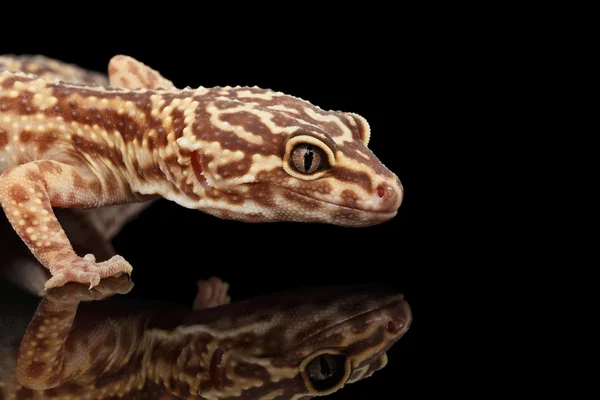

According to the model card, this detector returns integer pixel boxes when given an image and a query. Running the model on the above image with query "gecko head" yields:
[175,87,403,227]
[179,284,411,399]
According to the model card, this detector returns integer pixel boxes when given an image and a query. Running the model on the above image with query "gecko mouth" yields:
[280,188,398,219]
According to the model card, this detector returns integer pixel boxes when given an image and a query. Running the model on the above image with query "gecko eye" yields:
[290,144,328,174]
[283,135,335,180]
[304,353,348,392]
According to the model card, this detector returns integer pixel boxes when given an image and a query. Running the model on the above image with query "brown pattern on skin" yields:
[47,85,151,143]
[19,91,36,115]
[216,156,252,179]
[9,183,29,202]
[69,168,101,199]
[0,127,8,147]
[138,163,165,181]
[127,59,140,75]
[24,169,43,183]
[0,94,29,115]
[262,325,288,355]
[348,318,371,336]
[19,130,33,143]
[220,111,273,138]
[269,111,298,131]
[103,174,121,198]
[216,331,258,354]
[162,154,180,173]
[37,160,63,175]
[71,134,126,168]
[341,189,359,207]
[24,361,46,379]
[234,362,271,380]
[0,74,33,89]
[337,143,393,178]
[246,183,277,208]
[169,108,186,140]
[334,167,373,191]
[347,114,369,143]
[213,98,243,110]
[36,130,60,154]
[88,341,103,362]
[145,70,158,88]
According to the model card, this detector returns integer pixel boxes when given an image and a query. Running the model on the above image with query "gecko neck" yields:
[94,305,220,399]
[124,86,235,211]
[62,301,210,399]
[140,327,213,398]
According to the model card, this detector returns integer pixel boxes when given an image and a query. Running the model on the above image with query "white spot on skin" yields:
[267,104,300,114]
[237,90,275,100]
[356,149,371,159]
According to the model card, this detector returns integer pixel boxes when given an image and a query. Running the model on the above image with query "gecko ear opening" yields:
[191,151,208,187]
[347,113,371,146]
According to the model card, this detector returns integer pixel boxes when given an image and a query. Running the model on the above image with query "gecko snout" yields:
[375,179,403,213]
[383,298,412,338]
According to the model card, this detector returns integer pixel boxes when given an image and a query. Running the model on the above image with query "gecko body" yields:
[0,55,404,290]
[1,278,412,399]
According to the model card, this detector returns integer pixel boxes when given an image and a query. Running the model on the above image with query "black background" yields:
[3,17,421,399]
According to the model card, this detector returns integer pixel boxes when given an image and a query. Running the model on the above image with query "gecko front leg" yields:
[0,160,133,290]
[15,276,134,390]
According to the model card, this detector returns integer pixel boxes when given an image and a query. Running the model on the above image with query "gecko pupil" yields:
[304,145,314,172]
[320,355,332,377]
[290,143,326,174]
[305,353,346,391]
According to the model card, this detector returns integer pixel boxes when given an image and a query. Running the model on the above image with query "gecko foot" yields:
[193,277,231,309]
[44,254,133,291]
[45,275,135,304]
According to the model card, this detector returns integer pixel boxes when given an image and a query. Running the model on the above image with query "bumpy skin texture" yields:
[2,278,411,399]
[0,54,404,290]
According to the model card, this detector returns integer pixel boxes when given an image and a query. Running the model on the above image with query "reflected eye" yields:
[290,144,327,174]
[305,353,347,391]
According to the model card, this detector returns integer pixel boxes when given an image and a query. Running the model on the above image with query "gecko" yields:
[0,276,412,399]
[0,54,404,291]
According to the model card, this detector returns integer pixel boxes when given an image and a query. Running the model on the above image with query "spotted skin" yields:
[4,279,411,399]
[0,54,404,291]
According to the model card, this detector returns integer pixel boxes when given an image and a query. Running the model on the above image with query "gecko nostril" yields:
[376,184,393,199]
[387,320,403,334]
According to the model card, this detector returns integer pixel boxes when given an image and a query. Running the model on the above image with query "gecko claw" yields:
[45,254,133,290]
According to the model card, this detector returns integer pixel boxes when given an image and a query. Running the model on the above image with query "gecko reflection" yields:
[0,277,411,399]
